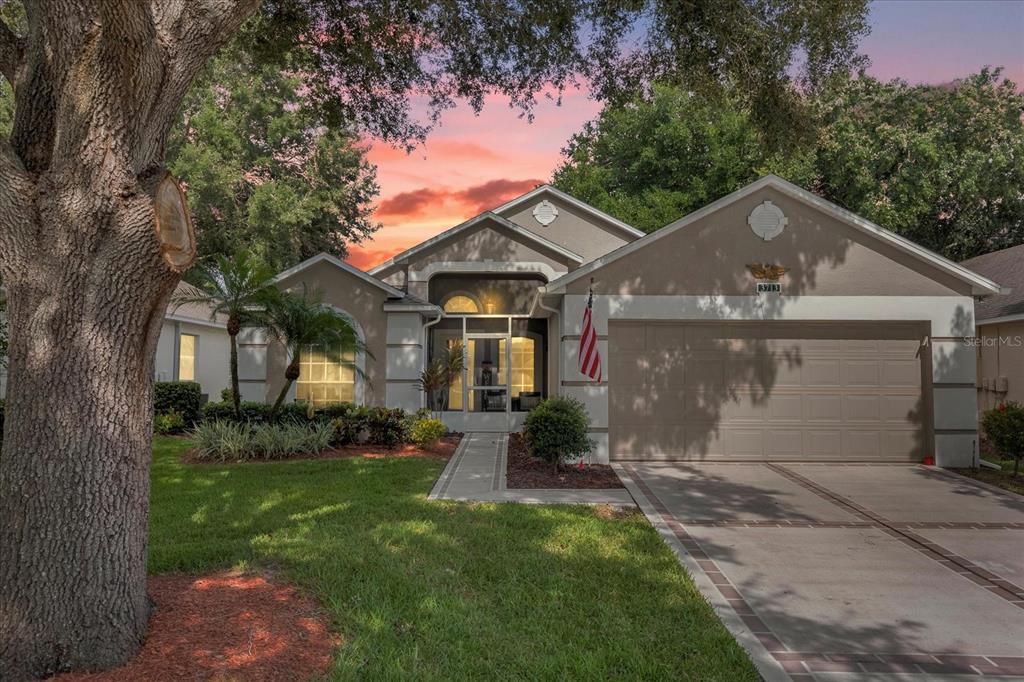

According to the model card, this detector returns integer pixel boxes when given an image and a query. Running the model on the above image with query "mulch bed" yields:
[506,432,623,489]
[182,433,463,464]
[54,571,338,682]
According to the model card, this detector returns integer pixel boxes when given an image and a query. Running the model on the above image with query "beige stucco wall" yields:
[564,187,974,297]
[976,319,1024,413]
[502,195,636,263]
[153,319,231,401]
[269,260,390,406]
[404,221,573,274]
[428,275,545,314]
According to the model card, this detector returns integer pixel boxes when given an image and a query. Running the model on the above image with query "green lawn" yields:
[150,436,757,681]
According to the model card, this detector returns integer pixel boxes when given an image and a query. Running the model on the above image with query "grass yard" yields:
[150,436,757,681]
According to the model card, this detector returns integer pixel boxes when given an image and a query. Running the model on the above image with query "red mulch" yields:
[506,432,623,489]
[53,571,338,682]
[183,433,462,464]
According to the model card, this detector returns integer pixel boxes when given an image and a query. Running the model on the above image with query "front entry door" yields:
[464,333,510,431]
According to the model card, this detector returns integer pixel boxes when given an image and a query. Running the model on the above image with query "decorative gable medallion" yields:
[748,200,787,241]
[532,200,559,226]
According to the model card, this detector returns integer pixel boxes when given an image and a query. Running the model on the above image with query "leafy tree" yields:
[554,72,1024,258]
[167,44,379,269]
[982,402,1024,478]
[553,84,815,232]
[264,286,365,418]
[0,1,870,676]
[814,69,1024,260]
[173,252,280,419]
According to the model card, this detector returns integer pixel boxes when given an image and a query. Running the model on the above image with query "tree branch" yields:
[0,137,36,278]
[0,17,23,85]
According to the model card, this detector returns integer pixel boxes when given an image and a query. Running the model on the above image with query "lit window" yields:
[178,334,197,381]
[443,295,479,313]
[296,344,356,407]
[499,337,535,395]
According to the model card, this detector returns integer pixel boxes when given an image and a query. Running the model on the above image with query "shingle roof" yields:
[166,281,228,325]
[961,244,1024,321]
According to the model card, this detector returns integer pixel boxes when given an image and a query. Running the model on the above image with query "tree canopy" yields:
[553,71,1024,260]
[166,44,379,269]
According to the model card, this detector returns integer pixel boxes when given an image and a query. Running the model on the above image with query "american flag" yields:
[577,280,602,382]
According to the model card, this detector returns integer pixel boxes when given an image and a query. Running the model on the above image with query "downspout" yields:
[531,286,562,397]
[421,307,444,409]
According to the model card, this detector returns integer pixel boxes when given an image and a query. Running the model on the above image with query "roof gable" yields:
[275,253,406,298]
[369,212,582,276]
[546,175,1001,297]
[493,184,645,240]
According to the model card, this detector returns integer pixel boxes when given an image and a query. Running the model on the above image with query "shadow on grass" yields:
[148,438,758,681]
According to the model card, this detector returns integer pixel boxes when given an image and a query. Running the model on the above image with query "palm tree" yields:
[415,342,464,416]
[172,251,279,418]
[265,286,367,418]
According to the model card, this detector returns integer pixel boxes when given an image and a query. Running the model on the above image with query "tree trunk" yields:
[0,219,179,679]
[271,361,301,418]
[0,3,260,678]
[229,329,241,417]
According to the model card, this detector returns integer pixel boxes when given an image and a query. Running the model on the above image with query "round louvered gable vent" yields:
[533,200,558,226]
[748,201,788,241]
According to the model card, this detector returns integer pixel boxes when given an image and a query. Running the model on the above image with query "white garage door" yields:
[608,321,928,461]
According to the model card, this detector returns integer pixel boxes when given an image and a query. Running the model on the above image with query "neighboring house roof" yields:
[492,184,646,240]
[165,282,228,328]
[961,244,1024,323]
[544,175,1003,296]
[368,211,584,276]
[274,252,407,298]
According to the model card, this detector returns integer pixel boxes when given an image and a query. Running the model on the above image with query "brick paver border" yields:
[623,463,1024,680]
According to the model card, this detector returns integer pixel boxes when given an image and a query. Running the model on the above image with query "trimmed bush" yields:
[154,410,185,435]
[982,401,1024,477]
[523,396,594,471]
[411,418,446,448]
[329,406,371,446]
[366,407,409,448]
[154,381,202,426]
[191,420,335,462]
[202,400,274,424]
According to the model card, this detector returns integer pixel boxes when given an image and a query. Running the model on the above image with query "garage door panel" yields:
[844,395,881,421]
[843,430,882,458]
[609,321,927,462]
[883,359,922,387]
[610,323,646,350]
[806,395,843,421]
[842,360,880,386]
[804,430,844,457]
[804,358,842,386]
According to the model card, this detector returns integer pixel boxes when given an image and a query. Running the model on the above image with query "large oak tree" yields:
[0,1,869,678]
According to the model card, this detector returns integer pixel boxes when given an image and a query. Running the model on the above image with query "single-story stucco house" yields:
[961,244,1024,414]
[230,175,1002,468]
[2,175,1002,468]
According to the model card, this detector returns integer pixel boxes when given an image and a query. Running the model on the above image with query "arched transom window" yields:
[443,295,479,314]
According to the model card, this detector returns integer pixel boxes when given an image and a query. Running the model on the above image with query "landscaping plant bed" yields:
[183,432,462,464]
[54,570,337,682]
[507,432,623,489]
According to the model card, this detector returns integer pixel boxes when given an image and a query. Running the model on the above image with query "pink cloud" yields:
[374,177,543,221]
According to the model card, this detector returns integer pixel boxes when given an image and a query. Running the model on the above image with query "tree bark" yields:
[0,2,260,678]
[229,328,241,418]
[271,361,300,417]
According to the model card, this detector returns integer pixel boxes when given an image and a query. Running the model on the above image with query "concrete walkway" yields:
[428,433,636,506]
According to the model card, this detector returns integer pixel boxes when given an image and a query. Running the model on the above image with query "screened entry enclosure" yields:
[429,316,547,424]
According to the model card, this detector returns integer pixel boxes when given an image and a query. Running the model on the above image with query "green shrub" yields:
[329,405,370,446]
[154,410,185,435]
[191,420,334,462]
[279,401,312,423]
[411,418,446,448]
[202,400,274,424]
[154,381,202,426]
[366,407,409,448]
[523,396,594,471]
[982,402,1024,477]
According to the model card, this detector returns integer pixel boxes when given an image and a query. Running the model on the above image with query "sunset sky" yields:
[347,0,1024,270]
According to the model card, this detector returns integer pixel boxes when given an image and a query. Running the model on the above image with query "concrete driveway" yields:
[616,463,1024,681]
